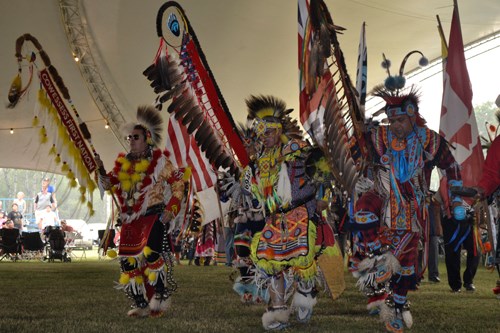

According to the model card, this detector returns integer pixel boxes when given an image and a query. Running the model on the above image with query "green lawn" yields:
[0,258,498,333]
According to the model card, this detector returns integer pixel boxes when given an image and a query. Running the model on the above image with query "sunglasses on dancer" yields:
[126,134,142,141]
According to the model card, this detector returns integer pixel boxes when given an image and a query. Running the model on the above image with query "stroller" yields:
[44,226,70,262]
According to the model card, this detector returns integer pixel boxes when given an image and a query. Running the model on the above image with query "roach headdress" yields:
[246,95,302,142]
[372,84,421,118]
[123,105,163,147]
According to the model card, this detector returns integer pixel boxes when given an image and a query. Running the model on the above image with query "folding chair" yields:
[64,231,76,247]
[21,232,45,260]
[0,228,22,261]
[65,231,87,261]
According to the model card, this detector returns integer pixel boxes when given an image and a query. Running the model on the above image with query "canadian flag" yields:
[439,1,484,208]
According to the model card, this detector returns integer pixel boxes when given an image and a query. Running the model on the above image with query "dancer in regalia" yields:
[96,106,185,318]
[349,73,464,332]
[242,95,334,330]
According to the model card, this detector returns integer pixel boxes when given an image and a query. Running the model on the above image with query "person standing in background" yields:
[13,192,26,216]
[427,193,443,283]
[45,177,59,219]
[34,178,56,230]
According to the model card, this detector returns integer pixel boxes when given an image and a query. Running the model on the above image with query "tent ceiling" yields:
[0,0,499,172]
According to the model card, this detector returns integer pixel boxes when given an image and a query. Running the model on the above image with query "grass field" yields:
[0,254,498,333]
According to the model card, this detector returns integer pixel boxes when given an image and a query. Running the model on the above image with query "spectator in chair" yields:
[60,220,74,233]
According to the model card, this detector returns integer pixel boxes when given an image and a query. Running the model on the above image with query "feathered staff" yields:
[478,96,500,275]
[299,0,366,301]
[298,0,367,196]
[143,1,249,178]
[9,33,98,215]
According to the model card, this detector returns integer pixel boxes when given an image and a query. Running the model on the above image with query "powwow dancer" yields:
[348,54,464,332]
[475,103,500,298]
[219,125,270,304]
[143,0,274,308]
[242,95,335,330]
[143,1,255,280]
[298,1,464,329]
[96,106,185,317]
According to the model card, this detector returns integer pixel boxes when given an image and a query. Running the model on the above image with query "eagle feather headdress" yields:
[299,0,429,195]
[299,0,366,195]
[143,1,249,178]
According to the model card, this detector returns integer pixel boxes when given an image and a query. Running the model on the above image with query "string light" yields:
[0,118,110,133]
[72,49,87,63]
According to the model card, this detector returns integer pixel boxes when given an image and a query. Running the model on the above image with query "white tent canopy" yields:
[0,0,498,172]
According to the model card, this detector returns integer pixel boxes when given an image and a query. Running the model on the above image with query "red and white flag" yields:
[439,2,484,207]
[166,117,216,193]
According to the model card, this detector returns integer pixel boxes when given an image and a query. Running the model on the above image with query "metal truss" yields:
[59,0,127,148]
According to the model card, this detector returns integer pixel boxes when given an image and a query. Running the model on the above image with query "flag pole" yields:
[436,15,448,53]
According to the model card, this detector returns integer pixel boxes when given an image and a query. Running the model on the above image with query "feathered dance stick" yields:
[10,33,100,215]
[143,1,249,178]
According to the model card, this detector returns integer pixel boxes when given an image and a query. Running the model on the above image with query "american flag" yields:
[439,1,484,208]
[166,116,216,193]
